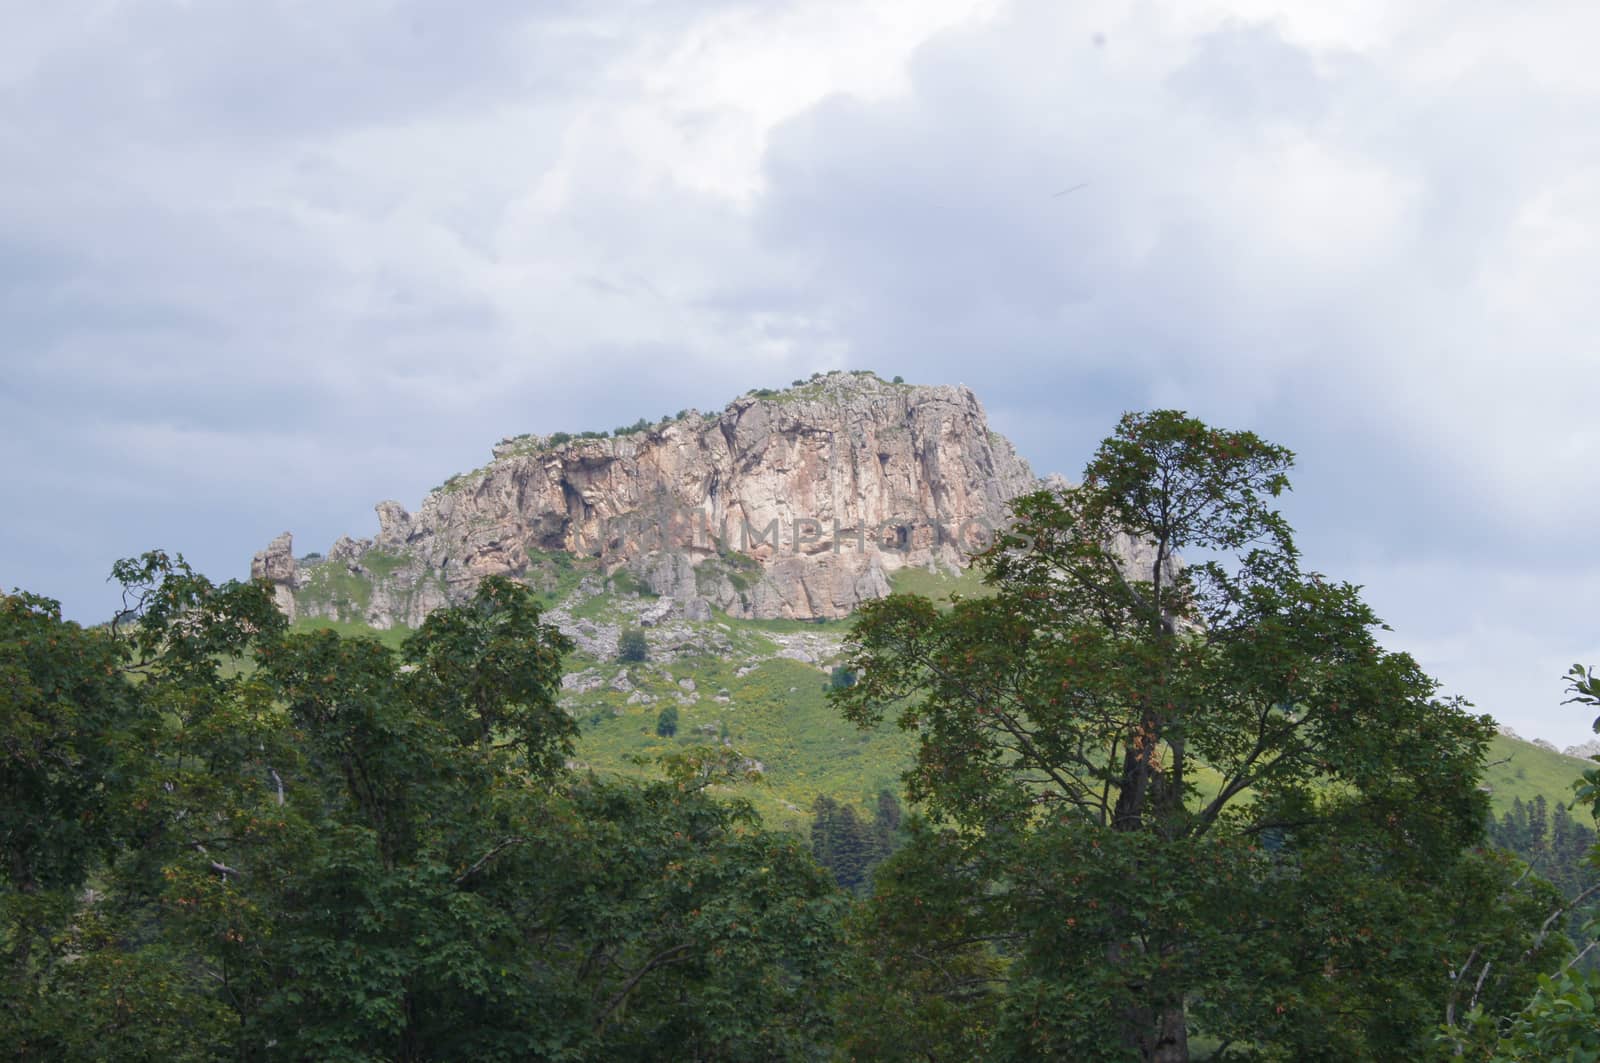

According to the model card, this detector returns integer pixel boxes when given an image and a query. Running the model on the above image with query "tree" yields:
[826,805,873,893]
[834,410,1535,1060]
[0,593,145,898]
[810,795,839,874]
[1530,794,1549,852]
[873,789,903,861]
[810,796,889,893]
[1435,664,1600,1059]
[618,626,649,663]
[400,574,574,771]
[1,552,287,1057]
[829,817,1004,1061]
[1485,795,1598,965]
[1459,664,1600,1059]
[656,704,679,737]
[1,556,847,1059]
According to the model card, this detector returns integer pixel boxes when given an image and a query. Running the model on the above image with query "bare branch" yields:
[595,943,694,1029]
[455,837,526,886]
[1524,880,1600,961]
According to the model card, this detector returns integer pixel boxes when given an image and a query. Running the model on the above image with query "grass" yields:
[733,612,851,635]
[361,550,413,582]
[1481,733,1591,812]
[217,617,416,680]
[888,562,993,606]
[739,370,907,408]
[569,655,913,832]
[435,463,495,495]
[294,562,374,620]
[703,551,762,594]
[295,550,453,627]
[568,592,618,622]
[288,617,415,651]
[523,548,594,608]
[609,568,648,597]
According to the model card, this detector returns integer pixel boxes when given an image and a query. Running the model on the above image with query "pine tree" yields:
[1507,797,1530,850]
[810,795,839,873]
[829,805,872,892]
[808,796,878,893]
[873,790,903,864]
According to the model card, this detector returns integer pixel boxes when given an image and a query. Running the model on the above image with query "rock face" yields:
[250,533,299,620]
[253,372,1037,628]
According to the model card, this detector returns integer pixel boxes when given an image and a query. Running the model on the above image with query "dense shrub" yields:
[618,626,649,663]
[656,705,679,737]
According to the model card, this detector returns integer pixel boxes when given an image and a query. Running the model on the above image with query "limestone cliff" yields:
[252,372,1036,628]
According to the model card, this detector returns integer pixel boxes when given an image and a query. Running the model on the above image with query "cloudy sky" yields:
[3,0,1596,743]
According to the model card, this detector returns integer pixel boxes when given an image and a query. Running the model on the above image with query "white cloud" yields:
[1,0,1596,742]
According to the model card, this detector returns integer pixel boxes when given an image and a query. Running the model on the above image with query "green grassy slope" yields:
[289,616,414,650]
[887,562,992,605]
[284,569,1592,832]
[570,655,913,833]
[1482,733,1592,811]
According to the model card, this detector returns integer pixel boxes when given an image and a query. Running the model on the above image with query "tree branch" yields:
[594,943,694,1029]
[455,836,526,886]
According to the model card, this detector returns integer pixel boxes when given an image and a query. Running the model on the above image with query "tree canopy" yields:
[833,410,1555,1060]
[1,560,843,1060]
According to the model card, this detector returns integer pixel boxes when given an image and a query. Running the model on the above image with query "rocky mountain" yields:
[245,373,1593,828]
[252,371,1037,629]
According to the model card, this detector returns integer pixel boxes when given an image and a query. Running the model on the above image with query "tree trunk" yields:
[1110,944,1190,1063]
[1150,1002,1189,1062]
[1118,996,1189,1062]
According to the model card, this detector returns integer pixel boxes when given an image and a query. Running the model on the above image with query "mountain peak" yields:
[253,374,1036,628]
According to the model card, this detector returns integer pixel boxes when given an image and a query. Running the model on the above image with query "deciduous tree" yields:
[835,411,1539,1059]
[1,557,845,1059]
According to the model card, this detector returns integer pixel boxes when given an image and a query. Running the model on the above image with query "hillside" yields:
[251,370,1598,829]
[286,562,1596,830]
[1483,732,1594,812]
[288,558,931,829]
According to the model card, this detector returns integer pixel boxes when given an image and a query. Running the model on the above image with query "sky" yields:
[2,0,1597,744]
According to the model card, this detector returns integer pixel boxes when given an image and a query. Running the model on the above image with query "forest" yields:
[4,412,1599,1061]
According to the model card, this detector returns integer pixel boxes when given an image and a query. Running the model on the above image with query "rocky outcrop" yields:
[1501,725,1594,760]
[253,372,1037,628]
[250,533,299,620]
